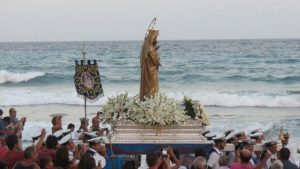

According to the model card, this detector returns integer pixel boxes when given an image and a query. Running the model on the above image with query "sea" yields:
[0,39,300,162]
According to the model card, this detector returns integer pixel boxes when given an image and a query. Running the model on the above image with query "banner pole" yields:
[82,43,87,119]
[84,97,87,119]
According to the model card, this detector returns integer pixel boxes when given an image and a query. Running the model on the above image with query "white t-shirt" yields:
[207,147,222,169]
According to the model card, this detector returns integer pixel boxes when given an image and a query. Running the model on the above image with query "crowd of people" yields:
[0,108,299,169]
[145,129,299,169]
[0,108,109,169]
[188,129,299,169]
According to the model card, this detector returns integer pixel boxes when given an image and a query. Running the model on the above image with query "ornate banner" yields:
[74,60,103,100]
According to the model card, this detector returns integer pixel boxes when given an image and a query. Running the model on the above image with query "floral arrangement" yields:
[100,93,209,126]
[100,92,132,124]
[130,93,188,125]
[183,96,209,125]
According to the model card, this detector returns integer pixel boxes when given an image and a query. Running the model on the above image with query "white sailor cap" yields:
[202,129,211,136]
[224,129,235,137]
[205,133,216,140]
[53,129,71,140]
[212,134,226,142]
[249,132,264,139]
[84,132,98,140]
[235,131,246,138]
[250,128,264,134]
[58,133,72,145]
[264,140,278,147]
[225,132,237,142]
[88,136,107,145]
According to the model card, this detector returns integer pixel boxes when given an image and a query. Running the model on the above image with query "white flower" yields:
[100,93,209,128]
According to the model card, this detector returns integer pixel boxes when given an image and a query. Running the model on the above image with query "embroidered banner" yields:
[74,60,103,100]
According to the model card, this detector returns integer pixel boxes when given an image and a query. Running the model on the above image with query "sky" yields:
[0,0,300,42]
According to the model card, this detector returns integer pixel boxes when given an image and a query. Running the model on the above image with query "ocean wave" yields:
[0,70,46,84]
[0,88,299,108]
[197,92,300,107]
[223,75,300,84]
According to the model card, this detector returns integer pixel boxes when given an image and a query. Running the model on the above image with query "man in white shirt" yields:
[207,134,226,169]
[263,140,278,169]
[74,118,89,140]
[86,137,107,168]
[59,133,79,165]
[225,132,238,165]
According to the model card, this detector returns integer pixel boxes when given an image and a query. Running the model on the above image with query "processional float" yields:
[99,18,211,157]
[73,19,211,169]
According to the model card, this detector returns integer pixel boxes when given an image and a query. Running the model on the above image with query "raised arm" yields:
[35,128,46,151]
[167,147,180,169]
[255,151,271,169]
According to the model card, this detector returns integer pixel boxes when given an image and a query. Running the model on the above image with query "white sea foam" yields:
[0,70,46,84]
[0,87,299,108]
[167,91,300,107]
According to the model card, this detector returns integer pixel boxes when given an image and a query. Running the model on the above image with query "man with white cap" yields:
[235,131,247,141]
[59,133,78,165]
[207,134,226,169]
[225,132,238,165]
[86,137,106,168]
[249,132,264,165]
[249,132,264,144]
[240,139,258,165]
[263,140,278,169]
[74,118,89,140]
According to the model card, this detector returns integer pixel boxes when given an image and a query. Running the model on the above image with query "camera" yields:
[162,149,168,159]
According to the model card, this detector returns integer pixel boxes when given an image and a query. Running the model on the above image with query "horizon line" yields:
[0,37,300,43]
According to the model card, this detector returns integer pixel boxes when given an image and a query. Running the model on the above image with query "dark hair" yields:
[78,153,96,169]
[88,142,95,147]
[146,153,158,167]
[240,150,252,163]
[67,123,75,129]
[0,161,8,169]
[39,156,52,169]
[279,147,290,160]
[24,146,36,159]
[195,148,208,160]
[46,135,58,149]
[8,108,15,114]
[122,160,135,169]
[6,134,18,150]
[55,146,70,168]
[3,116,10,124]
